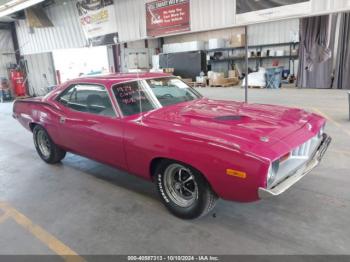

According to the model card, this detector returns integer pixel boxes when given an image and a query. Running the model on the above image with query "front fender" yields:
[124,121,270,202]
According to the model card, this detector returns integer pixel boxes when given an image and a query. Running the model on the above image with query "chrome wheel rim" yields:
[163,164,198,208]
[37,130,51,158]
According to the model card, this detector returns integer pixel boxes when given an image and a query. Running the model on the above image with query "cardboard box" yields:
[162,68,174,73]
[291,48,298,56]
[230,77,240,86]
[208,71,224,80]
[228,70,239,78]
[230,34,246,48]
[209,77,239,87]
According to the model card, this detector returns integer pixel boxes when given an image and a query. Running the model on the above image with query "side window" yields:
[112,81,156,116]
[57,84,115,117]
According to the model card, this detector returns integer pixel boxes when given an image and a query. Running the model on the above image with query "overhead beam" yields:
[0,0,44,18]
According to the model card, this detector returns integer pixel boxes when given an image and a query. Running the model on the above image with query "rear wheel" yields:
[155,160,217,219]
[33,125,66,164]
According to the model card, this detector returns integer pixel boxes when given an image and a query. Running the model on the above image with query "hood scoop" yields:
[215,115,242,121]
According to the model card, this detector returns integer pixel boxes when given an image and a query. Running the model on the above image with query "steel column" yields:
[244,26,248,103]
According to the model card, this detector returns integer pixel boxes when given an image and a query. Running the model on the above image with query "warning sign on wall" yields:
[146,0,190,37]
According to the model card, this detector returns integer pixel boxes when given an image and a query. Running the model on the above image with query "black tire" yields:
[33,125,66,164]
[155,160,217,219]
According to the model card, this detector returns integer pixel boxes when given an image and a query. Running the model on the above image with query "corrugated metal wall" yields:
[16,0,86,55]
[0,53,16,79]
[312,0,350,13]
[190,0,235,32]
[15,0,148,54]
[24,52,56,96]
[113,0,236,42]
[248,19,299,70]
[164,27,245,44]
[235,19,299,73]
[0,29,16,79]
[114,0,147,42]
[164,19,298,45]
[15,0,350,56]
[248,19,299,45]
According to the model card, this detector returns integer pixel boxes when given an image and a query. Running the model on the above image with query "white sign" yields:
[236,0,311,25]
[76,0,118,42]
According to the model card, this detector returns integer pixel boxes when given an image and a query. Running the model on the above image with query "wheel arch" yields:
[150,157,165,181]
[149,157,216,194]
[29,122,39,132]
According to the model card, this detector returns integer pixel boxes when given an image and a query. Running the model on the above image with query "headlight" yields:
[267,161,279,187]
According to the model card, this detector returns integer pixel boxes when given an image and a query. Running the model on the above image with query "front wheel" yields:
[155,160,217,219]
[33,125,66,164]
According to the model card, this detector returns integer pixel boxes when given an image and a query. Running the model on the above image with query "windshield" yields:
[113,77,202,116]
[147,77,202,106]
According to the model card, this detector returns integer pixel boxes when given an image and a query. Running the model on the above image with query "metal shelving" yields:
[208,55,299,64]
[205,42,299,53]
[159,42,299,74]
[206,42,299,72]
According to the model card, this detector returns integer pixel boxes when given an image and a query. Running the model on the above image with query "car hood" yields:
[146,98,313,155]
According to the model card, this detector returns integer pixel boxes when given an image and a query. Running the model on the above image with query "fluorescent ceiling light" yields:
[0,0,44,17]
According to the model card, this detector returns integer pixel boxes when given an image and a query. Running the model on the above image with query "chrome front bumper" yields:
[258,134,332,199]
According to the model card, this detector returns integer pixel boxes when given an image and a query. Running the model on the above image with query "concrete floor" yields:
[0,87,350,256]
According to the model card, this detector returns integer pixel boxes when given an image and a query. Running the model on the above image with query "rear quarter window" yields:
[57,84,116,117]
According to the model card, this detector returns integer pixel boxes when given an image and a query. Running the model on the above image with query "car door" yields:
[112,80,161,177]
[54,83,127,169]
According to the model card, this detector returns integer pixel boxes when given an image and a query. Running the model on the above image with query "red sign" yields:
[146,0,190,37]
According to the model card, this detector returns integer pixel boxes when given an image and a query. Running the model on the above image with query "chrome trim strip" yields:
[259,134,332,199]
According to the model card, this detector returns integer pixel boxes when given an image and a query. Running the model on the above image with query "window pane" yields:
[146,78,201,107]
[113,81,157,116]
[58,86,75,106]
[58,84,115,117]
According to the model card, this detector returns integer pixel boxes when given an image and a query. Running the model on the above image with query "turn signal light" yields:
[280,152,291,163]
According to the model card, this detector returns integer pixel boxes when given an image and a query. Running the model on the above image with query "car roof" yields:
[75,72,172,85]
[50,72,175,97]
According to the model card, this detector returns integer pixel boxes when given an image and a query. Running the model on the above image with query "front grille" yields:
[292,137,314,158]
[269,134,322,189]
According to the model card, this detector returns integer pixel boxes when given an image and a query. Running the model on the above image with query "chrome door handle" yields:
[59,116,66,124]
